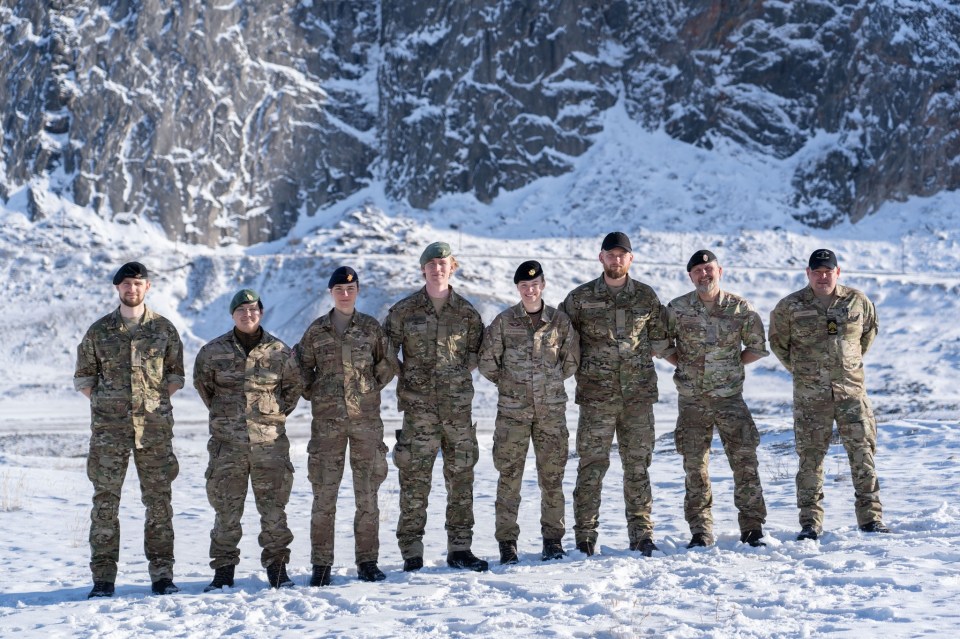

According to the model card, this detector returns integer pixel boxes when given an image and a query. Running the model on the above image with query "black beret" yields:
[112,261,149,285]
[686,250,718,272]
[514,260,544,284]
[808,248,838,269]
[328,266,359,288]
[601,231,632,252]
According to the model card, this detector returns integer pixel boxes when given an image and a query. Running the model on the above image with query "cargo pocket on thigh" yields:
[393,429,411,471]
[455,436,479,471]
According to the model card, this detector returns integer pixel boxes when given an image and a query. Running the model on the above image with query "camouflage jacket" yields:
[384,286,483,414]
[664,289,769,398]
[74,306,185,448]
[193,328,301,444]
[561,275,668,405]
[478,302,580,416]
[769,284,878,401]
[295,310,395,421]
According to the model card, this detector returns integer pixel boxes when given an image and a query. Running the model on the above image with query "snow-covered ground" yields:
[2,106,960,637]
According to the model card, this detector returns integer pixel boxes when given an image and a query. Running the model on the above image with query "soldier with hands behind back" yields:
[561,232,669,557]
[769,249,889,540]
[75,262,184,598]
[193,289,302,591]
[295,267,395,586]
[662,250,768,549]
[479,261,579,565]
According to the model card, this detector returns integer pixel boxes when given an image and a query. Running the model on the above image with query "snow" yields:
[2,98,960,638]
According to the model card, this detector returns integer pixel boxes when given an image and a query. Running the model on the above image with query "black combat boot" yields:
[630,538,659,557]
[796,525,821,541]
[309,565,332,587]
[266,562,294,589]
[87,581,115,599]
[446,550,489,572]
[576,540,595,557]
[740,529,766,547]
[204,565,236,592]
[859,521,891,534]
[499,541,519,565]
[151,578,180,595]
[357,561,386,582]
[541,539,565,561]
[687,532,714,548]
[403,557,423,572]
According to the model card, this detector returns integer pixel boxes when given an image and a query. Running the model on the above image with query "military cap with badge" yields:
[229,289,263,314]
[328,266,359,289]
[686,250,718,272]
[514,260,544,284]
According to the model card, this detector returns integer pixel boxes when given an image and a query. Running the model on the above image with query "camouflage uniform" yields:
[561,276,668,546]
[295,310,395,566]
[385,286,483,559]
[664,290,769,538]
[193,328,301,570]
[74,306,184,584]
[769,284,883,529]
[478,303,580,543]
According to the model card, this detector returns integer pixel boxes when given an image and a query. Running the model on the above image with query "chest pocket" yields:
[580,304,610,339]
[793,311,821,341]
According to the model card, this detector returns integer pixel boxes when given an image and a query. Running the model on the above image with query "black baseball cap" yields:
[808,249,838,269]
[601,232,632,252]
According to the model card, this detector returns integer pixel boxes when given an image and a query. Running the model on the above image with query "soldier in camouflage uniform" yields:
[194,289,302,591]
[295,267,395,586]
[74,262,184,598]
[385,241,488,572]
[662,250,769,549]
[561,232,668,557]
[769,249,889,540]
[479,261,580,564]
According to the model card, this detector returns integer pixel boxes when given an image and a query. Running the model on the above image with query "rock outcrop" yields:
[2,0,958,244]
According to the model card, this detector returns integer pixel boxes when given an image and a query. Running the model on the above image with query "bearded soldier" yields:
[479,261,579,564]
[386,241,488,572]
[194,289,302,591]
[75,262,184,598]
[663,250,768,549]
[770,249,889,540]
[562,232,668,557]
[295,267,395,586]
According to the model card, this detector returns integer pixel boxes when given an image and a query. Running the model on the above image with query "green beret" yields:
[229,289,262,314]
[419,241,453,266]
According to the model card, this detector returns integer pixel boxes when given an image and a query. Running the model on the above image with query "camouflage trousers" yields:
[87,428,179,583]
[794,394,883,529]
[205,436,294,569]
[393,408,479,558]
[573,400,656,546]
[308,415,389,566]
[675,394,767,536]
[492,407,569,543]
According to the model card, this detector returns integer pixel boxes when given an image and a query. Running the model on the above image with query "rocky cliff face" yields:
[2,1,958,245]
